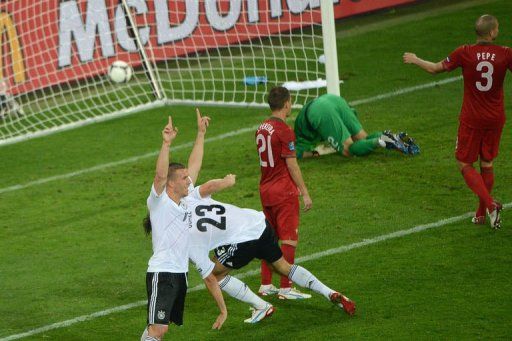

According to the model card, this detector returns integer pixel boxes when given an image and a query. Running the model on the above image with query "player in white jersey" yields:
[141,111,227,341]
[184,176,356,323]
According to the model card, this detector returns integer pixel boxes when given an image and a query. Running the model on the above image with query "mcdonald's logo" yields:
[0,11,26,83]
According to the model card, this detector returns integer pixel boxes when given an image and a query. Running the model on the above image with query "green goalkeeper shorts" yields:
[305,94,363,152]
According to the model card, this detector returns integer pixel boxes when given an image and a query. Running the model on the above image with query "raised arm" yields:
[403,52,445,74]
[198,174,236,198]
[203,272,228,329]
[153,116,178,195]
[285,157,312,211]
[188,108,211,184]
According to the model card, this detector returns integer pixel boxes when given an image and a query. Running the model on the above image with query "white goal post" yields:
[0,0,413,146]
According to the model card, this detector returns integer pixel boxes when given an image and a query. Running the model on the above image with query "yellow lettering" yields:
[0,12,26,84]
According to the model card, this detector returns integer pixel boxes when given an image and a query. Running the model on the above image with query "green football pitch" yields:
[1,0,512,339]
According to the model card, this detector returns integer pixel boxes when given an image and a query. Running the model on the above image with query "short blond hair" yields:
[475,14,498,37]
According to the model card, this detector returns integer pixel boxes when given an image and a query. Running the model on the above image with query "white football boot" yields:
[278,287,312,300]
[243,303,275,323]
[258,284,279,296]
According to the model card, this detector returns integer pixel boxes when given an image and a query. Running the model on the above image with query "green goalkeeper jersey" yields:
[294,94,363,158]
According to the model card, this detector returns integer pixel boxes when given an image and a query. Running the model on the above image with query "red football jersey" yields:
[442,43,512,129]
[256,117,299,206]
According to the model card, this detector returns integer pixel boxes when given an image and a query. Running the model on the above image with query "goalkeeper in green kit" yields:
[294,94,419,159]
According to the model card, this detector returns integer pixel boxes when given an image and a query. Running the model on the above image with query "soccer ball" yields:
[108,61,133,83]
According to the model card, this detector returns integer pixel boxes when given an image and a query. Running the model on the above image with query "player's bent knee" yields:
[271,257,292,276]
[352,129,367,141]
[212,260,231,279]
[457,161,472,171]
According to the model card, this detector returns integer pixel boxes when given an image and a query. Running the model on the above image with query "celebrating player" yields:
[255,86,312,299]
[184,174,356,323]
[140,112,227,341]
[403,14,512,229]
[294,93,419,159]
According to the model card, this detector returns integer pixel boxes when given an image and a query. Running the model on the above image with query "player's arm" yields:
[190,249,226,329]
[199,174,236,198]
[203,272,228,329]
[188,108,211,184]
[285,157,312,211]
[154,116,178,195]
[403,52,445,74]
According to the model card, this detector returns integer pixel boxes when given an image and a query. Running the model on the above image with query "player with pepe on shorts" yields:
[403,14,512,229]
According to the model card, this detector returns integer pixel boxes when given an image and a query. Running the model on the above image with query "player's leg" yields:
[267,257,355,315]
[213,244,274,323]
[352,129,368,141]
[475,127,504,227]
[307,95,388,157]
[474,158,494,224]
[253,223,355,315]
[270,199,311,299]
[259,207,277,295]
[306,96,352,156]
[456,123,500,227]
[143,272,185,340]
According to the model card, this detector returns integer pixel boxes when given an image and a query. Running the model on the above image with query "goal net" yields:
[0,0,333,146]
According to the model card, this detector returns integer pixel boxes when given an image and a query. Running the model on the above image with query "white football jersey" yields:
[146,184,190,273]
[184,185,266,278]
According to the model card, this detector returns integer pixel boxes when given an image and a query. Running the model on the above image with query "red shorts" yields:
[263,198,299,241]
[455,122,503,164]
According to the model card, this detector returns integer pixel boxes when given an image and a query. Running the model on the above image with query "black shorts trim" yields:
[214,222,282,269]
[146,272,188,325]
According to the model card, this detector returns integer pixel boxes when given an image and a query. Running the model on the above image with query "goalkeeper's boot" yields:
[243,303,275,323]
[258,284,279,296]
[278,287,312,300]
[398,132,420,155]
[471,216,486,225]
[379,130,408,154]
[330,292,356,316]
[487,202,503,230]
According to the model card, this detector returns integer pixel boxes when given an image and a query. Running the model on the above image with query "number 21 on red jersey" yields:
[256,133,274,167]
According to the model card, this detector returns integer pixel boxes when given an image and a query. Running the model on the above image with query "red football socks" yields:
[461,165,493,211]
[280,244,296,289]
[476,166,494,216]
[260,260,273,285]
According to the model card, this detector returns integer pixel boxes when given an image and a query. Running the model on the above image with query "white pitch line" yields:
[0,76,461,195]
[0,126,257,194]
[3,203,509,341]
[350,76,461,106]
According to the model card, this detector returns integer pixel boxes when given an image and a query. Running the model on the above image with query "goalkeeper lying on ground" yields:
[294,94,419,158]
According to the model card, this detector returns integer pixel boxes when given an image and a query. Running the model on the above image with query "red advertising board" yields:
[0,0,415,95]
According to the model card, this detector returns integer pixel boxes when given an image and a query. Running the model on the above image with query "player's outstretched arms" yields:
[403,52,445,74]
[199,174,236,198]
[154,116,178,195]
[188,108,211,183]
[203,272,228,329]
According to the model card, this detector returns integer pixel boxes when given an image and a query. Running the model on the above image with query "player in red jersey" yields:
[255,86,313,299]
[403,14,512,229]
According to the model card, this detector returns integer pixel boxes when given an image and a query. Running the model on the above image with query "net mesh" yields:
[0,0,327,145]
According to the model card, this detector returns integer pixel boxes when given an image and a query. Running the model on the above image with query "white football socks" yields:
[288,264,334,300]
[140,326,149,341]
[219,275,268,309]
